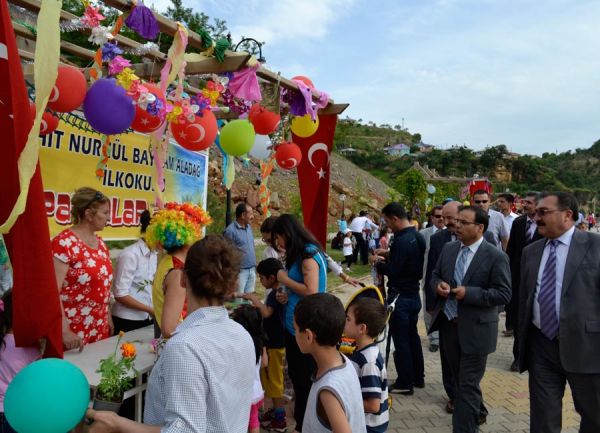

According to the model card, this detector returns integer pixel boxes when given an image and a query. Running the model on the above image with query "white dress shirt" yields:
[532,226,575,329]
[112,239,158,320]
[459,236,485,276]
[348,216,378,233]
[504,212,519,228]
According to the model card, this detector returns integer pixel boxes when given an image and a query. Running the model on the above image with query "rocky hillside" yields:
[207,151,393,230]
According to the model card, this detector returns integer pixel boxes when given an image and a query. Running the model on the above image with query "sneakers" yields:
[259,408,275,427]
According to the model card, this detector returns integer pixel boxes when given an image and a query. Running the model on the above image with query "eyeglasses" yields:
[474,200,489,204]
[535,208,562,217]
[433,215,444,219]
[455,219,481,226]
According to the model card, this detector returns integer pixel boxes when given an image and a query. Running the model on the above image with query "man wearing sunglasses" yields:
[429,205,511,432]
[518,192,600,433]
[472,189,510,251]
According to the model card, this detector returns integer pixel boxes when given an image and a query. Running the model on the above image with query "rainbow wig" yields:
[146,202,212,251]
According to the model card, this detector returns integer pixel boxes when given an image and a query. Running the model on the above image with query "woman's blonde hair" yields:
[71,187,109,225]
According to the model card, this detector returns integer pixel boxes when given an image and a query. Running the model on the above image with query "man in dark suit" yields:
[424,201,497,415]
[430,205,511,433]
[518,192,600,433]
[505,192,542,371]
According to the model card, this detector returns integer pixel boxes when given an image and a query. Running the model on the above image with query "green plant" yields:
[96,333,138,402]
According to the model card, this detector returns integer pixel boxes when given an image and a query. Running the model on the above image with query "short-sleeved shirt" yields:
[284,244,327,335]
[350,343,389,433]
[264,290,285,349]
[224,221,256,269]
[52,229,113,345]
[0,335,39,412]
[486,209,509,249]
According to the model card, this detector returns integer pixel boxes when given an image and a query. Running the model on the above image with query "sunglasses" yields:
[474,200,489,204]
[433,215,444,219]
[85,191,107,209]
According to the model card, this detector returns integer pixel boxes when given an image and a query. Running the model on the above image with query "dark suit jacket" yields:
[506,215,543,297]
[424,229,497,312]
[429,238,512,355]
[518,230,600,374]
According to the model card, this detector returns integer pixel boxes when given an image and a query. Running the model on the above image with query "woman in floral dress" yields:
[52,187,113,350]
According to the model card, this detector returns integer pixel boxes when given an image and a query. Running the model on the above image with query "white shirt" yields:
[112,239,158,320]
[486,209,510,249]
[348,216,377,233]
[503,212,519,228]
[459,236,485,274]
[343,237,353,256]
[532,226,575,329]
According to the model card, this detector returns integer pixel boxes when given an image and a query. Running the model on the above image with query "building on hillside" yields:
[384,143,411,157]
[418,143,435,153]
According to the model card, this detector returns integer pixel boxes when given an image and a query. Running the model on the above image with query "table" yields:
[64,326,156,422]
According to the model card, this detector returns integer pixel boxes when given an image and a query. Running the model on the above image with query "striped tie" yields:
[538,240,559,340]
[444,246,470,320]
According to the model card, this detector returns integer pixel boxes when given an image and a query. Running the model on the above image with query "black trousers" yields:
[284,330,316,432]
[528,326,600,433]
[439,316,488,433]
[352,232,368,265]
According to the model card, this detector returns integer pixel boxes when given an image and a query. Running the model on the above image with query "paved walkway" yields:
[335,283,581,433]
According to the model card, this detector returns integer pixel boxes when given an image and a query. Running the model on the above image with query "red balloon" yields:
[30,102,59,136]
[131,83,166,133]
[47,65,87,113]
[248,103,280,135]
[292,75,315,89]
[275,141,302,170]
[170,109,218,151]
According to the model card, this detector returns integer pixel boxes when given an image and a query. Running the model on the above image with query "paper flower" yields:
[109,56,132,76]
[115,67,139,90]
[88,26,114,46]
[102,42,123,62]
[81,5,105,28]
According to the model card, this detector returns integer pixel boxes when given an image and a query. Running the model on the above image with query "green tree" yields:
[395,168,427,215]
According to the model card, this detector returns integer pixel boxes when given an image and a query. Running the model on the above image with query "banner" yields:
[39,120,209,240]
[293,114,338,249]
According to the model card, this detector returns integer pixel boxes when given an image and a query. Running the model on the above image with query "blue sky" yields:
[151,0,600,155]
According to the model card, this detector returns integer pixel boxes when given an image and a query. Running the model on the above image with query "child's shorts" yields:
[249,399,264,429]
[260,347,285,398]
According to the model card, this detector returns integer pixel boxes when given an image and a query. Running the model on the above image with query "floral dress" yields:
[52,229,113,345]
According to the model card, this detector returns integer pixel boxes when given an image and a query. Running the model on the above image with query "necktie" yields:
[526,219,533,242]
[538,240,559,340]
[444,246,470,320]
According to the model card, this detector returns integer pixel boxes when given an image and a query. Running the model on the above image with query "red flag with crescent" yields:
[0,3,63,357]
[293,114,338,249]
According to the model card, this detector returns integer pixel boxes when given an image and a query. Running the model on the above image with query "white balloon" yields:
[249,134,272,160]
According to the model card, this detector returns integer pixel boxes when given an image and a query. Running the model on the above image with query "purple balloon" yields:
[83,78,135,135]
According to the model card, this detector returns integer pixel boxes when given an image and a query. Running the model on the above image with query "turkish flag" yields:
[293,114,338,249]
[0,3,63,357]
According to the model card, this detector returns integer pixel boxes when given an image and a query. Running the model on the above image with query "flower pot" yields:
[93,398,122,413]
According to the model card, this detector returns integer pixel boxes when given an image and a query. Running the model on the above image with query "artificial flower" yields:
[109,56,132,76]
[102,42,123,62]
[88,26,114,46]
[116,67,139,90]
[81,5,105,28]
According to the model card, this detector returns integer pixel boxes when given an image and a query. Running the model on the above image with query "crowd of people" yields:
[0,186,599,433]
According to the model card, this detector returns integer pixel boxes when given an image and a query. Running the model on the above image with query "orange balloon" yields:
[248,103,280,135]
[275,141,302,170]
[131,83,166,133]
[47,66,87,113]
[30,102,59,135]
[171,109,218,151]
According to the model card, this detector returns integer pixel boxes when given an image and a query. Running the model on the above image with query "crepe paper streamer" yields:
[213,38,230,63]
[124,0,159,40]
[0,0,61,234]
[95,136,112,180]
[258,157,276,217]
[89,15,123,82]
[229,64,262,102]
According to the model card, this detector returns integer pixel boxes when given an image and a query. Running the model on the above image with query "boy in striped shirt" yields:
[344,297,390,432]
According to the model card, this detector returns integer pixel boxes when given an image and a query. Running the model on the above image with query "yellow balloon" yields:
[291,114,319,138]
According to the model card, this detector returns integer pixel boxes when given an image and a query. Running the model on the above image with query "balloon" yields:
[5,359,90,433]
[131,83,166,133]
[291,114,319,138]
[47,65,87,113]
[276,141,302,170]
[171,109,218,151]
[248,103,280,135]
[219,119,256,156]
[30,102,59,136]
[83,78,135,135]
[292,75,315,89]
[249,134,272,160]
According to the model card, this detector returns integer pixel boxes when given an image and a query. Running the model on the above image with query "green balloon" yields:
[5,359,90,433]
[220,119,256,156]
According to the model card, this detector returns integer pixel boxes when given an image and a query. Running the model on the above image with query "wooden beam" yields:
[185,52,251,74]
[318,103,349,116]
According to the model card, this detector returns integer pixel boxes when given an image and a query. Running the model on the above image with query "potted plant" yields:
[93,331,138,412]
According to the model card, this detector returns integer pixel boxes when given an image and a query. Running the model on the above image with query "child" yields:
[0,290,40,433]
[240,258,287,432]
[344,298,389,433]
[231,304,268,433]
[294,293,367,433]
[342,230,354,271]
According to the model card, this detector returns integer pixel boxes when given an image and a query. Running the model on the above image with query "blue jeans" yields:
[389,292,425,389]
[0,414,16,433]
[238,267,256,293]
